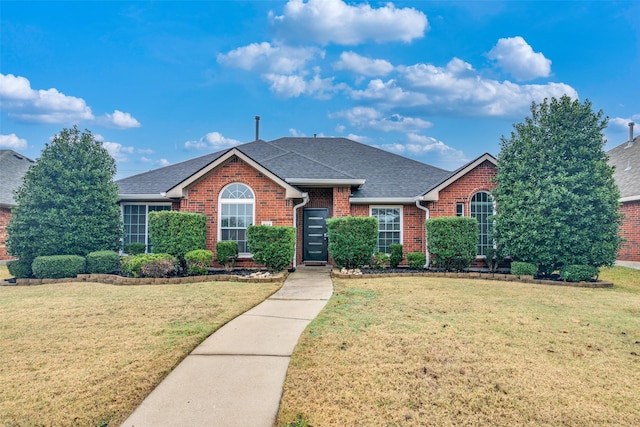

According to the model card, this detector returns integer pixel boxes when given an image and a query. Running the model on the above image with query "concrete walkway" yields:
[616,260,640,270]
[122,265,333,427]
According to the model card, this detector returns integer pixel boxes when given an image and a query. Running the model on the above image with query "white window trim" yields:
[218,183,256,257]
[370,205,403,254]
[470,191,495,257]
[120,202,172,253]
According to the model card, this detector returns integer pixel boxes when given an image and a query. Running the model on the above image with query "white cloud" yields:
[334,51,394,77]
[270,0,428,45]
[380,133,469,170]
[184,132,241,150]
[345,133,371,143]
[217,42,323,74]
[0,73,94,123]
[264,73,343,99]
[104,110,141,129]
[331,107,432,132]
[102,141,136,162]
[350,79,431,108]
[488,36,551,81]
[0,133,28,149]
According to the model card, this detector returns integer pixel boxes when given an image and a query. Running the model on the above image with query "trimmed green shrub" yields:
[510,261,538,277]
[247,226,296,272]
[560,265,598,282]
[86,250,120,274]
[406,252,426,269]
[148,211,206,270]
[426,217,478,271]
[32,255,86,279]
[185,249,213,276]
[327,216,377,269]
[389,244,403,268]
[371,252,389,269]
[216,241,239,271]
[121,253,177,278]
[125,242,146,255]
[7,259,33,279]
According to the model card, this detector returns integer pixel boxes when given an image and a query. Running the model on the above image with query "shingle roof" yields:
[117,137,454,200]
[607,135,640,200]
[0,150,35,207]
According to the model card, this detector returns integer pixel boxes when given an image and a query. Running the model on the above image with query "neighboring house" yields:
[608,123,640,262]
[0,150,35,260]
[116,137,497,267]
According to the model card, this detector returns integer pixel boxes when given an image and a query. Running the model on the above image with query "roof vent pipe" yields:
[255,116,260,140]
[629,122,635,141]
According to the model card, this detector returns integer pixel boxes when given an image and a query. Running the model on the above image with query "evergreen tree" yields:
[492,96,621,275]
[7,126,122,264]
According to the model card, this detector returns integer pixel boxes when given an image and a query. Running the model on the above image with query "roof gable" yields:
[607,136,640,201]
[421,153,497,201]
[0,150,35,207]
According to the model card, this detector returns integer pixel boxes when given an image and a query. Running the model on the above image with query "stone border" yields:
[331,270,614,288]
[1,271,288,286]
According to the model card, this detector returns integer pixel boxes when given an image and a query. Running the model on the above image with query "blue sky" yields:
[1,0,638,179]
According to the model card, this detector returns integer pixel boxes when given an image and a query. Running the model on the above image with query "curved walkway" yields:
[122,265,333,427]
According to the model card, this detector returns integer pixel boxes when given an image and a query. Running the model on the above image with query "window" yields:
[122,204,171,252]
[371,207,402,254]
[220,183,254,254]
[470,191,494,256]
[456,203,464,216]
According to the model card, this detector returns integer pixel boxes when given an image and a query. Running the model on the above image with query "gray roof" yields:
[607,135,640,200]
[0,150,35,207]
[117,137,455,200]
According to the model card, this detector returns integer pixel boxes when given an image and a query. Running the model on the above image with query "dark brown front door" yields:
[303,208,328,263]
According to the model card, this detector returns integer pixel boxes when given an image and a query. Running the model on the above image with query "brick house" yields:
[608,123,640,262]
[0,150,35,260]
[116,137,497,268]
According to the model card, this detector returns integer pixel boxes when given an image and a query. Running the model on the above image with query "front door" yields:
[303,208,328,263]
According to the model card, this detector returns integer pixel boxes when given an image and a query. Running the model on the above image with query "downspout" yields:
[292,192,310,269]
[415,199,430,268]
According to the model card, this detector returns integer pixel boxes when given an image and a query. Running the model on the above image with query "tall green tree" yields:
[492,96,621,275]
[7,126,122,264]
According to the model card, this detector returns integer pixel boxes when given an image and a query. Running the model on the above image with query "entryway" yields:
[302,208,328,264]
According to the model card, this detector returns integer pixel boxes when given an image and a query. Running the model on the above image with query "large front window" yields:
[220,183,254,254]
[371,207,402,254]
[470,191,494,256]
[122,204,171,252]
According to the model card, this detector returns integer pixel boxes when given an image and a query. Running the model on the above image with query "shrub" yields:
[185,249,213,276]
[510,261,538,277]
[125,242,146,255]
[7,259,33,279]
[327,216,377,269]
[247,226,296,272]
[560,265,598,282]
[371,252,389,269]
[86,250,120,274]
[389,244,403,268]
[484,247,502,273]
[406,252,426,269]
[216,241,239,271]
[140,258,177,278]
[148,211,206,270]
[426,217,478,271]
[32,255,86,279]
[121,253,176,278]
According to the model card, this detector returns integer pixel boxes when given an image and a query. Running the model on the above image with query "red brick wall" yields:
[179,156,293,267]
[0,207,12,260]
[618,200,640,262]
[333,187,351,217]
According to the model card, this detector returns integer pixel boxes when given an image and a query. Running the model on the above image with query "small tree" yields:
[493,96,622,275]
[148,211,206,270]
[7,126,122,265]
[426,217,478,271]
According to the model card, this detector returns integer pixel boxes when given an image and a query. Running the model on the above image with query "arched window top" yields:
[471,191,493,203]
[221,183,254,200]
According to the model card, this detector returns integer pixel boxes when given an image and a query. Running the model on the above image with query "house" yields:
[116,136,497,267]
[0,150,35,260]
[608,123,640,262]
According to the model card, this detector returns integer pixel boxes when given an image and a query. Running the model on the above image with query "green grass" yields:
[277,266,640,426]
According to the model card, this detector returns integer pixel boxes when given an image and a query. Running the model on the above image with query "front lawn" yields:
[277,266,640,426]
[0,280,280,426]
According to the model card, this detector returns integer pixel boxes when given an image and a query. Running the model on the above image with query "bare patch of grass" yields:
[278,267,640,426]
[0,280,280,426]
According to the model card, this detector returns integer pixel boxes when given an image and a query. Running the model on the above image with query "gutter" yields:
[285,178,366,187]
[619,195,640,203]
[118,193,174,202]
[291,193,310,269]
[414,198,430,268]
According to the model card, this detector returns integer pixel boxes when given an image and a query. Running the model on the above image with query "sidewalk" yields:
[615,260,640,270]
[121,265,333,427]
